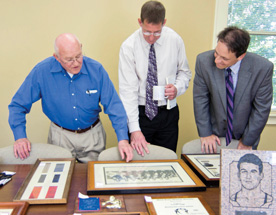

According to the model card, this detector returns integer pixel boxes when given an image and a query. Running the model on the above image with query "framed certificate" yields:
[145,196,215,215]
[87,160,206,195]
[0,202,28,215]
[13,158,75,204]
[181,154,220,187]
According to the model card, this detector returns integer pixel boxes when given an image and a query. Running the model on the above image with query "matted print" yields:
[14,158,75,204]
[221,149,276,215]
[145,195,215,215]
[87,160,206,195]
[181,154,220,187]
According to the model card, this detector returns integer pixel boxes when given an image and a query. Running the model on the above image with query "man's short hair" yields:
[140,1,165,24]
[237,153,263,174]
[217,26,250,58]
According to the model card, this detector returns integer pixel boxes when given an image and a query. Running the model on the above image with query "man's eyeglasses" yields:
[61,54,83,65]
[142,31,162,37]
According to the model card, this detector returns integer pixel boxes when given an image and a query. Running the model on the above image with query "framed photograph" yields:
[0,202,29,215]
[145,195,215,215]
[87,160,206,195]
[181,154,220,187]
[13,158,75,204]
[221,149,276,215]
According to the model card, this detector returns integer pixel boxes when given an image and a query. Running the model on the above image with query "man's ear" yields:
[237,52,246,61]
[260,172,264,180]
[138,18,142,27]
[163,19,167,26]
[53,53,60,62]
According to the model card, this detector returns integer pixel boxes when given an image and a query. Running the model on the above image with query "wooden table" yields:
[0,163,220,214]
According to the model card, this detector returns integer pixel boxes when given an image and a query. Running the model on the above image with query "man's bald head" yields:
[53,33,83,75]
[54,33,81,56]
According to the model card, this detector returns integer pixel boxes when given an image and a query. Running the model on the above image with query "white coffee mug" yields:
[153,86,166,100]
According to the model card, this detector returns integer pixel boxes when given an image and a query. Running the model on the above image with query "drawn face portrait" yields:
[238,162,264,190]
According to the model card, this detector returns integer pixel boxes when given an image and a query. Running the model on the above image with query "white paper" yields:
[166,76,176,109]
[78,192,89,199]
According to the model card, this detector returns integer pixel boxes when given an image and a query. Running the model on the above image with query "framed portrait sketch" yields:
[221,149,276,215]
[0,202,29,215]
[87,160,206,195]
[181,154,220,187]
[145,195,215,215]
[14,158,75,204]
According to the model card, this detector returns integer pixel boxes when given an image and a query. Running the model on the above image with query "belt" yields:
[54,119,100,134]
[139,105,167,110]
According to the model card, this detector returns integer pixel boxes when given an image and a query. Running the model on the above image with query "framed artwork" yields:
[14,158,75,204]
[87,160,206,195]
[221,149,276,215]
[145,195,215,215]
[181,154,220,187]
[0,202,28,215]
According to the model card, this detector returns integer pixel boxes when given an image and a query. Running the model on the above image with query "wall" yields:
[1,0,275,158]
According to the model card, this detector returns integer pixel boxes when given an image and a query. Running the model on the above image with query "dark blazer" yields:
[193,50,273,148]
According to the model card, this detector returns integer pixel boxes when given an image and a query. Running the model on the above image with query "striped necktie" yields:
[226,67,234,146]
[145,44,158,120]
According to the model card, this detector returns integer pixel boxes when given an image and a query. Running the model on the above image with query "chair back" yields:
[0,143,73,164]
[182,137,239,154]
[98,144,178,161]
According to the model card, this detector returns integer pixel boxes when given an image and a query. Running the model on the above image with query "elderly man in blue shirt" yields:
[8,33,133,163]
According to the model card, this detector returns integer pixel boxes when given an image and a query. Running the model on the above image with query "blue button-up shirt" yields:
[9,56,128,142]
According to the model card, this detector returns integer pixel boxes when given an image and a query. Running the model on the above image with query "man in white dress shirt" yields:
[119,1,191,155]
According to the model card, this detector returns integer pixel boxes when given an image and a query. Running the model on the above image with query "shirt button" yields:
[75,118,78,121]
[72,93,75,96]
[73,106,76,109]
[71,80,73,83]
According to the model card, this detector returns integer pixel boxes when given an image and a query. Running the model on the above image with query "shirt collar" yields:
[228,60,242,75]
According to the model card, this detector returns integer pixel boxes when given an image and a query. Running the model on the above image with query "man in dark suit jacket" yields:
[193,26,274,153]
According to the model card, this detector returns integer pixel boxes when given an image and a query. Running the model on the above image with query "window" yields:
[214,0,276,124]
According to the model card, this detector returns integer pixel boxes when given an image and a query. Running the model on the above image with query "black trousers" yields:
[138,105,179,152]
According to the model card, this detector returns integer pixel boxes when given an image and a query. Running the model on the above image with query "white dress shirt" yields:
[119,26,192,133]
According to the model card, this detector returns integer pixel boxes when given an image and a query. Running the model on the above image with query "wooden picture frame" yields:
[181,154,220,187]
[0,202,29,215]
[145,196,215,215]
[13,158,75,204]
[87,160,206,195]
[221,149,276,214]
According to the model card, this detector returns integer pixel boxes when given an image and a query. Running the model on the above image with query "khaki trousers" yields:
[48,121,106,163]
